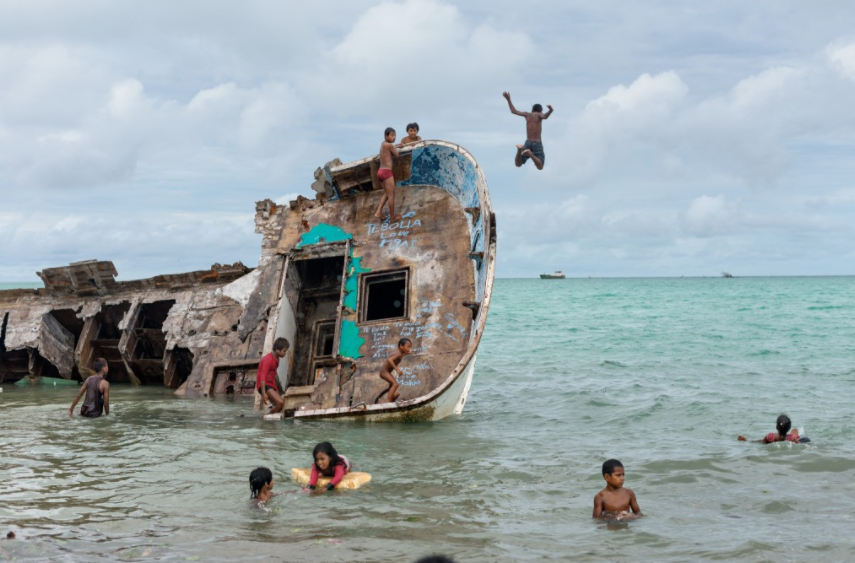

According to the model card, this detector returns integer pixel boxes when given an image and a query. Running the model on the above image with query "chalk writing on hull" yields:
[395,361,432,387]
[366,212,423,251]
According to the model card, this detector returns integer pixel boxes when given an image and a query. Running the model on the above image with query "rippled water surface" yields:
[2,277,855,562]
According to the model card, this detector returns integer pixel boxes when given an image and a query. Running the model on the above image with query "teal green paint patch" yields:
[343,255,371,310]
[338,319,365,359]
[297,223,353,248]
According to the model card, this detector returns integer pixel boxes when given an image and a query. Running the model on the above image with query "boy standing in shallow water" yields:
[375,127,402,222]
[502,91,553,170]
[593,459,643,519]
[376,338,412,403]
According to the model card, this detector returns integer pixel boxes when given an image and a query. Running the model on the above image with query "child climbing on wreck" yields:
[374,127,403,223]
[738,413,810,443]
[249,466,283,506]
[256,337,289,415]
[306,442,352,492]
[376,337,413,404]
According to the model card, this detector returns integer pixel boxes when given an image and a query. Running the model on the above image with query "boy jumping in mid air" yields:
[593,459,643,520]
[376,337,413,404]
[375,127,402,222]
[502,91,553,170]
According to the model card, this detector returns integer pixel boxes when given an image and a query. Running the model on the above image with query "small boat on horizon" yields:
[540,271,566,279]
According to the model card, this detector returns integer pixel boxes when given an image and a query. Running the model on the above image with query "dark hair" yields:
[384,127,396,138]
[398,338,412,348]
[273,337,290,352]
[249,467,273,499]
[313,442,344,477]
[414,557,456,563]
[776,414,792,437]
[532,103,543,113]
[93,357,108,374]
[602,459,624,476]
[406,122,420,133]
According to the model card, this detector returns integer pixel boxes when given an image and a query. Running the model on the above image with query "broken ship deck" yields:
[0,140,496,421]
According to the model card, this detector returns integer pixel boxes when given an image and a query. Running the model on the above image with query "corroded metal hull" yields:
[0,141,495,422]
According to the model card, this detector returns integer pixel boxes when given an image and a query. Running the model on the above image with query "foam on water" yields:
[1,277,854,561]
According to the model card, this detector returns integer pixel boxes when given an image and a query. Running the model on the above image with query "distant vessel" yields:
[540,271,566,279]
[721,272,734,278]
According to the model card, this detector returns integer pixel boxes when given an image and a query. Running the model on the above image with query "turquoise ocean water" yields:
[1,277,854,562]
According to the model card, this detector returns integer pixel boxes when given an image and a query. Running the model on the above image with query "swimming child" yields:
[593,459,643,520]
[376,337,413,403]
[249,466,280,504]
[307,442,352,492]
[738,413,808,443]
[374,127,402,222]
[401,122,421,145]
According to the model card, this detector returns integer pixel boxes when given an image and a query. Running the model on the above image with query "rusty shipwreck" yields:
[0,140,496,421]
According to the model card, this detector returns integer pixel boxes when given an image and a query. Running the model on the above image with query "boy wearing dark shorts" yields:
[502,91,553,170]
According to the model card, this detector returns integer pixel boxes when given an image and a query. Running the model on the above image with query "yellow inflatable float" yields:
[291,467,372,490]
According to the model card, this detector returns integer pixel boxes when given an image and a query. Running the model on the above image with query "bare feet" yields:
[516,144,524,152]
[521,149,533,158]
[374,211,386,219]
[390,214,403,222]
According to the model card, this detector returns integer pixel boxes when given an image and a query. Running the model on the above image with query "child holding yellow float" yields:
[291,441,372,491]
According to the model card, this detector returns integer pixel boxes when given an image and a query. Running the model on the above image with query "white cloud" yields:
[682,195,739,238]
[826,40,855,81]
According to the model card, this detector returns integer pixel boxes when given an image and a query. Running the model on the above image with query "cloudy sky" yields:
[2,0,855,281]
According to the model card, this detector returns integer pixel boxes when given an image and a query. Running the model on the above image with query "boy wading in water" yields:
[256,337,289,415]
[593,459,643,520]
[374,127,403,222]
[376,338,412,404]
[68,358,110,418]
[502,91,553,170]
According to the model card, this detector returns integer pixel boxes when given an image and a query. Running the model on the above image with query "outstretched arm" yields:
[502,92,525,116]
[543,104,554,119]
[737,435,766,443]
[68,385,86,417]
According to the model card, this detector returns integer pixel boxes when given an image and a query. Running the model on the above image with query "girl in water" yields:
[249,467,280,505]
[307,442,351,492]
[738,414,809,443]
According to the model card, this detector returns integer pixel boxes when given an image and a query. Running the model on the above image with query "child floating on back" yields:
[593,459,643,520]
[738,413,810,443]
[307,442,352,492]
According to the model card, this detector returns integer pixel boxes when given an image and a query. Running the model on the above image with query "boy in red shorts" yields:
[374,127,402,222]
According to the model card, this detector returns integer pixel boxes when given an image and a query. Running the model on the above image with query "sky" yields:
[2,0,855,281]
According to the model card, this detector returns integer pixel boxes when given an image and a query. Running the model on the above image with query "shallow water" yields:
[2,277,855,562]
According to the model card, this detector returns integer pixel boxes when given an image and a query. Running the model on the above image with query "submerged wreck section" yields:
[0,140,496,421]
[0,259,268,391]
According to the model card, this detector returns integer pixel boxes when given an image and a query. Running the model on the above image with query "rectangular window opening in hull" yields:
[359,269,409,323]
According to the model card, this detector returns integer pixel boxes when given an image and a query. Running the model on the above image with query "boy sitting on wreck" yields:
[256,337,289,415]
[376,338,412,404]
[374,127,403,223]
[401,122,421,145]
